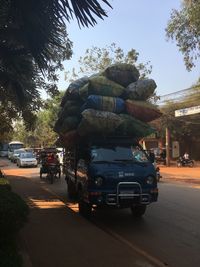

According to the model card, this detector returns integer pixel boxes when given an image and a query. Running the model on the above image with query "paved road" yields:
[1,159,200,267]
[1,159,161,267]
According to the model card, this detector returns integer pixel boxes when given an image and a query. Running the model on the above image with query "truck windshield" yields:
[91,145,149,163]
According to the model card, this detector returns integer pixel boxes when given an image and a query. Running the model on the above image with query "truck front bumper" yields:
[87,182,158,207]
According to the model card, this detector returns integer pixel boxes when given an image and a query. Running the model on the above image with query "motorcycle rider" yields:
[46,153,61,178]
[183,152,190,163]
[47,153,59,165]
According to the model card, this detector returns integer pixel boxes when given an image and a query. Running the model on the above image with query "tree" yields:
[65,43,152,81]
[0,0,112,128]
[12,92,64,147]
[166,0,200,70]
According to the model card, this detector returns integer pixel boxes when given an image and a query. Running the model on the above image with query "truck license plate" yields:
[120,190,134,198]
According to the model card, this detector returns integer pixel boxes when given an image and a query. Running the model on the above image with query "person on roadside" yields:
[159,149,166,165]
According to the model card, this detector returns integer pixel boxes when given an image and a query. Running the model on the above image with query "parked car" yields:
[11,148,26,163]
[16,152,38,168]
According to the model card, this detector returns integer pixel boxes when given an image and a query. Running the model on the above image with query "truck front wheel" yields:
[67,180,77,199]
[78,190,92,218]
[131,204,146,218]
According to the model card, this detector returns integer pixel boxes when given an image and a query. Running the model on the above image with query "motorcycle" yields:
[176,157,194,167]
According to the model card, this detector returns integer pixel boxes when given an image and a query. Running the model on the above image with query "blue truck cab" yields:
[64,137,158,218]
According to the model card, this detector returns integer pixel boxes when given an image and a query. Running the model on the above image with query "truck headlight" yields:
[94,177,103,186]
[146,176,154,185]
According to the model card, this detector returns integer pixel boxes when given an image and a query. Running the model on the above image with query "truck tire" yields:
[131,204,146,218]
[50,173,54,184]
[67,180,77,199]
[78,189,92,219]
[40,170,43,179]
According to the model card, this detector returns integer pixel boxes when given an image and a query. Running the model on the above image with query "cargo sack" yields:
[116,114,155,138]
[126,100,162,122]
[125,79,157,100]
[54,118,63,133]
[77,118,98,136]
[79,76,125,99]
[79,83,90,100]
[60,116,80,134]
[58,100,82,120]
[80,109,123,135]
[103,63,140,87]
[60,76,89,106]
[82,95,125,113]
[59,130,80,148]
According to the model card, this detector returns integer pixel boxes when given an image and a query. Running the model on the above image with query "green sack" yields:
[54,118,63,133]
[58,100,82,119]
[61,77,89,106]
[125,79,157,100]
[79,83,90,100]
[79,76,125,99]
[116,114,155,138]
[79,109,123,136]
[103,63,140,87]
[60,116,80,134]
[77,119,98,136]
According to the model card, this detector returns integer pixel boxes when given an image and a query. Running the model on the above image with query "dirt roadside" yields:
[159,164,200,186]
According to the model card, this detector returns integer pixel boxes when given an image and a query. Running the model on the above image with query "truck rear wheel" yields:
[78,190,92,218]
[131,204,146,218]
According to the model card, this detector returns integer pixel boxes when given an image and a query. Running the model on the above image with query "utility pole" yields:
[165,127,170,166]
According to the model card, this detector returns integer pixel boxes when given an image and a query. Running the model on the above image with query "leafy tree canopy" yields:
[65,43,152,82]
[12,92,64,147]
[166,0,200,70]
[0,0,112,130]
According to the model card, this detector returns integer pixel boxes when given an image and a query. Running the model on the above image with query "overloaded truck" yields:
[63,136,158,218]
[54,63,162,218]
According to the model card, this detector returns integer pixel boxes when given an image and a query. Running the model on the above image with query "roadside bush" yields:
[0,237,23,267]
[0,177,11,191]
[0,187,29,239]
[0,182,29,267]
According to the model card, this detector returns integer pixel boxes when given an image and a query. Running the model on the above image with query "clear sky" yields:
[58,0,200,97]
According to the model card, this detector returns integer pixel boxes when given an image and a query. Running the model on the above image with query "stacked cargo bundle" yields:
[54,63,162,147]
